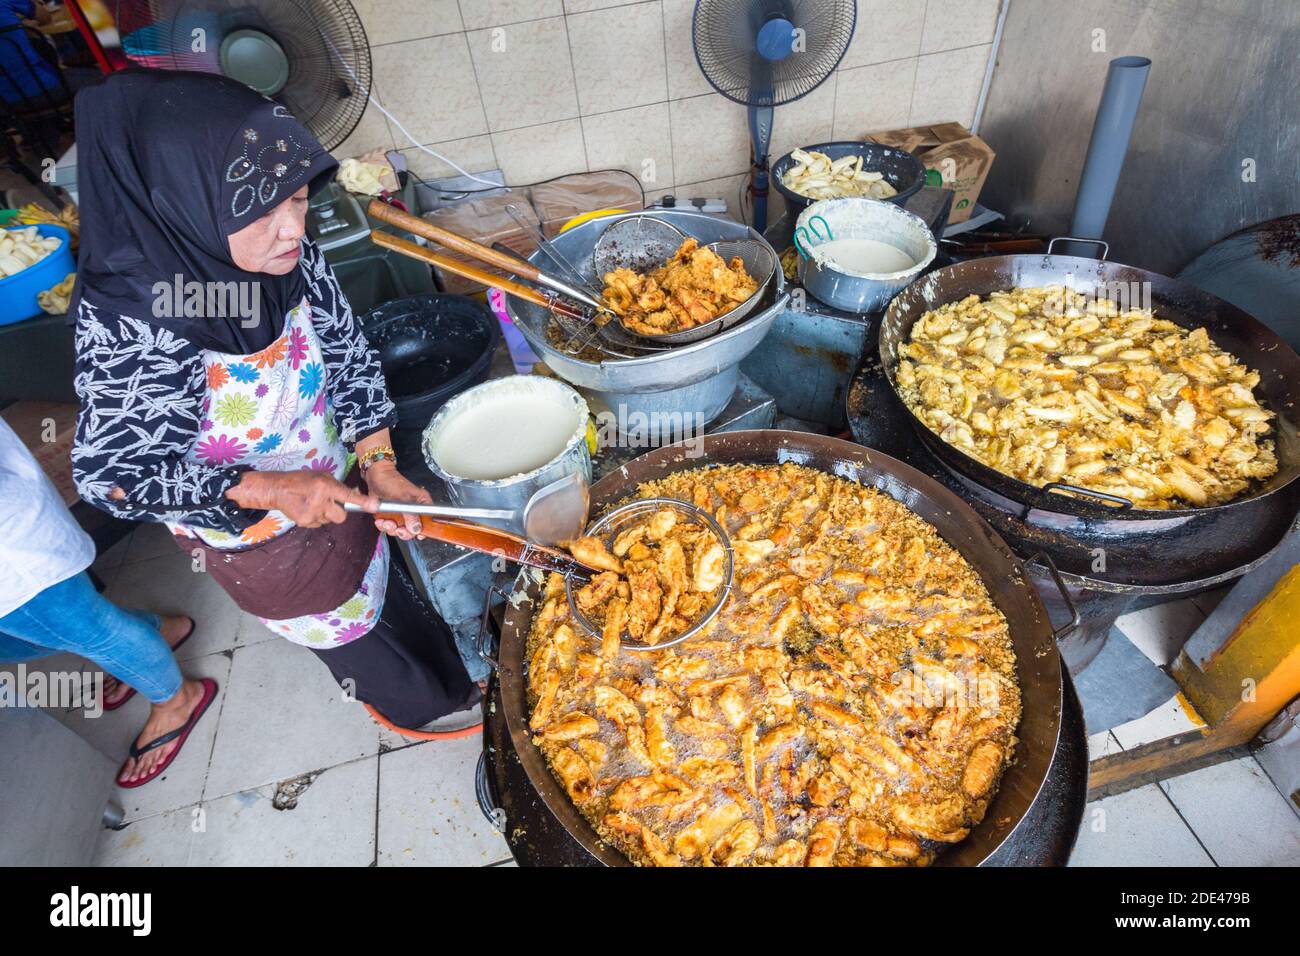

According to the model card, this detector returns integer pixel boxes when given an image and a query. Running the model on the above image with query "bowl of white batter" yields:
[422,375,592,533]
[794,197,936,314]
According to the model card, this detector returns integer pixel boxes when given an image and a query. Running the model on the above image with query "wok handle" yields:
[1046,236,1110,260]
[475,750,506,833]
[1040,481,1134,510]
[476,582,511,671]
[1024,551,1080,639]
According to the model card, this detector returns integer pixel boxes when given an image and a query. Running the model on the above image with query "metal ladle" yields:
[344,472,591,547]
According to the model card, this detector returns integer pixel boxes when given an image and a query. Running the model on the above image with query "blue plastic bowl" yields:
[0,224,75,325]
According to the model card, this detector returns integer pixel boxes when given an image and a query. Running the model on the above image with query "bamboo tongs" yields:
[366,199,611,320]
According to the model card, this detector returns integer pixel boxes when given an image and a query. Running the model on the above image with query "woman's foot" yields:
[117,677,207,785]
[102,615,194,707]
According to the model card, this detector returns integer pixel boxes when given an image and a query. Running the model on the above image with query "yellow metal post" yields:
[1088,554,1300,799]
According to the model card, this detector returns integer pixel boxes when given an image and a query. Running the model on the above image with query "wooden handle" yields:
[372,512,509,545]
[387,515,590,576]
[367,198,543,283]
[369,230,584,319]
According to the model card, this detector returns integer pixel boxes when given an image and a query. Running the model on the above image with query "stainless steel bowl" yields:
[505,210,789,441]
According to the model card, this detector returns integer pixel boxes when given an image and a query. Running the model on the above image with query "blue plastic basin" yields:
[0,224,75,325]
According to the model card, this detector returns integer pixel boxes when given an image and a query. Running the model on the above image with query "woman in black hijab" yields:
[71,70,478,769]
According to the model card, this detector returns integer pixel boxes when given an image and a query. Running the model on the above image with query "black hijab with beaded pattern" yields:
[73,69,338,353]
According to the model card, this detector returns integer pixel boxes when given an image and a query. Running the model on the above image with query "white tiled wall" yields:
[341,0,1000,208]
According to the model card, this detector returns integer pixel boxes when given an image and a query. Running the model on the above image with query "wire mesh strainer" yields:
[593,217,778,346]
[565,497,734,652]
[632,239,778,345]
[592,215,688,277]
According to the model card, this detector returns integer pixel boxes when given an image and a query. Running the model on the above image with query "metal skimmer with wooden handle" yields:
[366,198,612,320]
[343,473,597,577]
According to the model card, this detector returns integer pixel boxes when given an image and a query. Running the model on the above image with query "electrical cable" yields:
[321,28,503,189]
[326,29,649,205]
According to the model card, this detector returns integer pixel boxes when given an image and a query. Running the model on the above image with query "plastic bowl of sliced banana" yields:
[564,497,734,652]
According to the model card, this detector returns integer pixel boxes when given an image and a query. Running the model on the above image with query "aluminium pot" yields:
[505,210,788,441]
[878,241,1300,588]
[493,430,1073,867]
[421,375,592,536]
[795,197,937,314]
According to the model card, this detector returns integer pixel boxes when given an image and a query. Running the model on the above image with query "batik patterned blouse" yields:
[71,238,399,648]
[72,237,396,532]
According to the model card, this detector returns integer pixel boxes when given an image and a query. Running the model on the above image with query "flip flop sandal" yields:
[116,677,218,789]
[103,617,197,712]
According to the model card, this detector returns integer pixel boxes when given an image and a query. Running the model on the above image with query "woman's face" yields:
[227,185,310,275]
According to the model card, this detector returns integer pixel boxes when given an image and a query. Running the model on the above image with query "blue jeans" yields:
[0,572,182,704]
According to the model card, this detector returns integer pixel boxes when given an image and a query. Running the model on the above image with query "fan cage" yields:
[692,0,857,107]
[116,0,373,151]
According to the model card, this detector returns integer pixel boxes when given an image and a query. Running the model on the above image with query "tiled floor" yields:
[1067,592,1300,867]
[1071,687,1300,866]
[61,525,509,867]
[1072,721,1300,866]
[7,523,1297,867]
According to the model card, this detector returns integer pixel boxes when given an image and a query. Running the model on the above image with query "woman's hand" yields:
[362,461,432,541]
[226,471,377,528]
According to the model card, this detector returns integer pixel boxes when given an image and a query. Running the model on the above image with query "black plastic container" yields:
[359,294,501,434]
[770,140,927,217]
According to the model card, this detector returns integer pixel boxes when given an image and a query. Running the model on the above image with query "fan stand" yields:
[747,103,774,231]
[747,16,793,231]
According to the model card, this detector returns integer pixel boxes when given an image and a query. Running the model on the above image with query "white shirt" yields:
[0,418,96,617]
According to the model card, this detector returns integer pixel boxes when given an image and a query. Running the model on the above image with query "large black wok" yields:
[879,245,1300,587]
[495,430,1070,867]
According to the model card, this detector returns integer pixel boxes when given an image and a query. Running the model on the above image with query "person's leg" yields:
[0,629,62,663]
[100,615,195,707]
[0,572,181,703]
[310,557,478,728]
[0,572,210,784]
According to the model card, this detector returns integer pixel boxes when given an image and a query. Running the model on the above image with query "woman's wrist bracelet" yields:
[358,445,397,472]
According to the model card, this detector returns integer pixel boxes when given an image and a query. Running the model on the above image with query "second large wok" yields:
[878,246,1300,587]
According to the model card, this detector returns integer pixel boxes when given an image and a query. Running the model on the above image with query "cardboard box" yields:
[866,122,995,223]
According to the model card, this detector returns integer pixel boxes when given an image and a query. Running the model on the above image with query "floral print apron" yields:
[167,300,388,649]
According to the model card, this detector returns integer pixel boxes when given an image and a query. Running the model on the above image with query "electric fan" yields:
[693,0,856,231]
[114,0,372,151]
